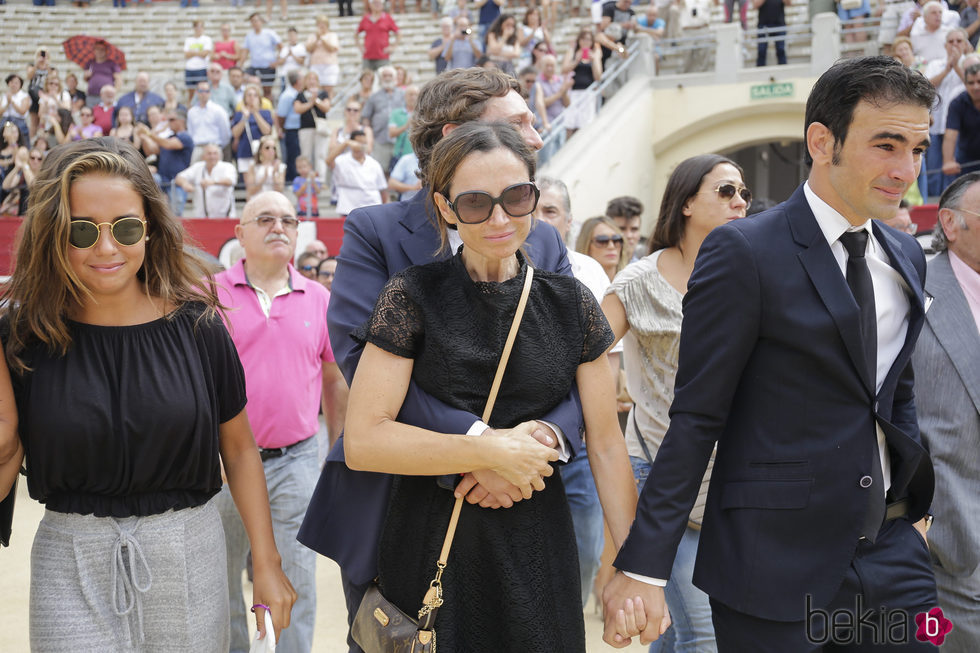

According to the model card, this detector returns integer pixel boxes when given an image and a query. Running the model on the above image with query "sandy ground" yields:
[0,485,649,652]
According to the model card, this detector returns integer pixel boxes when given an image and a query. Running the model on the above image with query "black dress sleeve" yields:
[576,279,615,364]
[198,309,248,423]
[352,272,425,359]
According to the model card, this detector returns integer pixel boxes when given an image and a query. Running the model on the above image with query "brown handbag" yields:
[351,266,536,653]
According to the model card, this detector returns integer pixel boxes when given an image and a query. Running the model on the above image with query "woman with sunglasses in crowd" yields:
[577,215,627,281]
[58,106,103,144]
[37,76,73,150]
[343,121,638,651]
[599,153,751,653]
[244,134,286,199]
[326,96,374,204]
[231,84,275,176]
[0,137,296,651]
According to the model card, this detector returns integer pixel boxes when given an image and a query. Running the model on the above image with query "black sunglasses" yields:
[444,182,539,224]
[592,234,624,247]
[69,217,146,249]
[706,183,752,208]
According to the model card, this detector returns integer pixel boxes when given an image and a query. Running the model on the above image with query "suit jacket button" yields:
[874,401,879,412]
[859,475,873,488]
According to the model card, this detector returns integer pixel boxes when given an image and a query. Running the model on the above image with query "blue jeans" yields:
[560,452,604,605]
[631,456,718,653]
[282,129,300,183]
[159,180,186,217]
[924,133,955,200]
[756,23,787,66]
[216,436,319,653]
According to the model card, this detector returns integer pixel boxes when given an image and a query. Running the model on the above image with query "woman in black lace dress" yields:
[345,122,639,651]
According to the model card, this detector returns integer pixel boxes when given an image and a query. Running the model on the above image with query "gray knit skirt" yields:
[29,500,230,653]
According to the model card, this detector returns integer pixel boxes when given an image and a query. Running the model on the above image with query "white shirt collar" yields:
[803,181,873,250]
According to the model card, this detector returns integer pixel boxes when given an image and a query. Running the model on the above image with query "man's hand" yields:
[602,571,671,647]
[530,421,558,449]
[454,421,558,507]
[456,468,521,508]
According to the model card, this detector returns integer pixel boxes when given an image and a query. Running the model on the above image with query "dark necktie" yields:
[840,230,885,541]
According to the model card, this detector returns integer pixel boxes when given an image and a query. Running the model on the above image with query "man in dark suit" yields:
[297,68,583,652]
[603,56,941,651]
[912,173,980,652]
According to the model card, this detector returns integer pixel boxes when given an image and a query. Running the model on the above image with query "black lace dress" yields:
[354,250,613,652]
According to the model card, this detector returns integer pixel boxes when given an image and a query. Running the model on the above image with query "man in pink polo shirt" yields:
[214,190,347,653]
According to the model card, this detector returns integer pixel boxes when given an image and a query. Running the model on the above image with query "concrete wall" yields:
[543,73,817,238]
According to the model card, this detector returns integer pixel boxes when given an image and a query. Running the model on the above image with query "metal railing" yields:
[538,40,644,166]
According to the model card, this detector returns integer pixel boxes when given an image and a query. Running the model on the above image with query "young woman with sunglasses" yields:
[231,84,275,175]
[599,153,750,652]
[326,96,375,204]
[59,107,104,144]
[244,134,286,199]
[0,138,296,650]
[577,215,626,281]
[343,122,637,651]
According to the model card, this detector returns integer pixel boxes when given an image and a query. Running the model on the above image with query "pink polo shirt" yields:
[949,250,980,332]
[215,260,335,448]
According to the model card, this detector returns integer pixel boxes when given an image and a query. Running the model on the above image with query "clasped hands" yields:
[601,572,672,647]
[454,420,558,508]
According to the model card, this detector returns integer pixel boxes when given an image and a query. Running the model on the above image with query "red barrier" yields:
[0,217,347,277]
[909,204,938,233]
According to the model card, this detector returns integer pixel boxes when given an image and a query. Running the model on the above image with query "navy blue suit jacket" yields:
[297,191,582,585]
[614,185,935,622]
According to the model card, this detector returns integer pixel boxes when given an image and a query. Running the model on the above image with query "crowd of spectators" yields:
[880,0,980,201]
[32,0,980,217]
[1,0,674,217]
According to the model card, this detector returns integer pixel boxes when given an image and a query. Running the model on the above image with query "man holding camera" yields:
[445,15,483,70]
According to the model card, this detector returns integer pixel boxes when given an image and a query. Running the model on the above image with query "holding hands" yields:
[487,420,558,497]
[602,572,672,647]
[455,420,560,508]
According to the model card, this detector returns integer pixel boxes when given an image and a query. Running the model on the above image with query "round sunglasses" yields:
[443,182,539,224]
[69,217,146,249]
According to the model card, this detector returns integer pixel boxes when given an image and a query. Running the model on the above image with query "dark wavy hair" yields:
[648,154,743,255]
[2,137,222,372]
